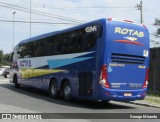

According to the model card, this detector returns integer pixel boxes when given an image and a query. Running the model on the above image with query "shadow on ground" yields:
[0,83,135,110]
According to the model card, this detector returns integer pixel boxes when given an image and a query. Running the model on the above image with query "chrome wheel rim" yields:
[51,84,57,95]
[64,85,71,96]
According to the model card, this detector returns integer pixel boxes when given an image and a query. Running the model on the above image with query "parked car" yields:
[0,66,10,76]
[0,68,6,76]
[2,68,10,78]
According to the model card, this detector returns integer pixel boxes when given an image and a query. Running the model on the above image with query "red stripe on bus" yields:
[115,40,144,46]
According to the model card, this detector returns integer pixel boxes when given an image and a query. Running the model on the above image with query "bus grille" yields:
[111,53,145,64]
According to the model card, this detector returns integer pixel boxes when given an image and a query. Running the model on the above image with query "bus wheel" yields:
[62,81,72,101]
[14,75,20,88]
[49,79,59,99]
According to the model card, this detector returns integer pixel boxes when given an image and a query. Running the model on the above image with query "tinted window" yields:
[66,30,83,53]
[83,32,97,51]
[32,39,48,57]
[18,42,33,58]
[18,24,101,58]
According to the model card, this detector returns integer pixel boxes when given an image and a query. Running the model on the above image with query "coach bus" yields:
[9,18,149,102]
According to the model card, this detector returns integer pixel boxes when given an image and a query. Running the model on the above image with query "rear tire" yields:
[14,75,20,88]
[49,79,59,99]
[101,100,110,104]
[62,81,73,101]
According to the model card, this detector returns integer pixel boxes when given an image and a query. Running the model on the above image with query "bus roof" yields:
[19,18,106,45]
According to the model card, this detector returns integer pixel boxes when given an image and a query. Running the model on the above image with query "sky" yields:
[0,0,159,54]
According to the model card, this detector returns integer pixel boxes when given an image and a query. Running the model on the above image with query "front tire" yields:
[62,81,72,101]
[49,79,59,99]
[14,75,20,88]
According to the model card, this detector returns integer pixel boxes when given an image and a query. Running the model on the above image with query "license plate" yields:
[124,93,132,97]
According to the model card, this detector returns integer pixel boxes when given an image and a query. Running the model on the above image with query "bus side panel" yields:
[55,50,97,99]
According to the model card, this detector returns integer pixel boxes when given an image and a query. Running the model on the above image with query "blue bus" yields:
[9,18,149,102]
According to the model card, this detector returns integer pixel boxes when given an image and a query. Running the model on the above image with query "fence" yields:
[148,47,160,95]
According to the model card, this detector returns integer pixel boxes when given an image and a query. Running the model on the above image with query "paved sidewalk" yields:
[0,75,5,79]
[0,76,9,82]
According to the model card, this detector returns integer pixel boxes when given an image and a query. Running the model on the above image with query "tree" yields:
[0,50,11,66]
[154,18,160,37]
[0,50,3,65]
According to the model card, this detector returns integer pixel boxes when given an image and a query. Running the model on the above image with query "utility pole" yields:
[30,0,31,38]
[136,0,143,24]
[12,12,16,50]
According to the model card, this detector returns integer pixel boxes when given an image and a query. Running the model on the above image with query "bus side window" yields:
[47,36,59,55]
[56,35,66,54]
[18,43,33,58]
[17,46,24,58]
[67,30,82,53]
[83,32,97,51]
[32,40,46,57]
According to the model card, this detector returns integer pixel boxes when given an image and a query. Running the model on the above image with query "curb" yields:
[129,100,160,109]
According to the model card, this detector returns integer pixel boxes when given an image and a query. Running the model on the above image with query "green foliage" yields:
[0,50,11,67]
[154,18,160,37]
[148,93,160,97]
[0,50,3,64]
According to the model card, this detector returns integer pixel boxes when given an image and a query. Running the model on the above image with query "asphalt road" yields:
[0,78,159,122]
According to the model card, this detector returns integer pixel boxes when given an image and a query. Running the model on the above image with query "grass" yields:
[147,93,160,97]
[145,97,160,105]
[144,93,160,105]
